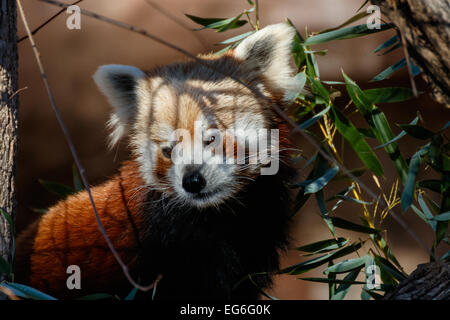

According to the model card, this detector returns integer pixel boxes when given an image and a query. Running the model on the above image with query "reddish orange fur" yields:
[15,161,148,298]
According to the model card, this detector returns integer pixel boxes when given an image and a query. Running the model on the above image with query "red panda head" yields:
[93,23,306,209]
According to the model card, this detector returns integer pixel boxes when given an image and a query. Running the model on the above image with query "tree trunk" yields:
[370,0,450,108]
[0,0,19,289]
[369,0,450,300]
[384,260,450,300]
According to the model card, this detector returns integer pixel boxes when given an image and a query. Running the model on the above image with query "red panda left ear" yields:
[93,64,147,148]
[233,23,307,102]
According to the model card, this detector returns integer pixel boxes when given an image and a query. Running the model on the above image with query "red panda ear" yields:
[233,23,307,102]
[93,64,146,148]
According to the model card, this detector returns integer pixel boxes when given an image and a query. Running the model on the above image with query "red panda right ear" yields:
[93,64,147,148]
[233,23,307,102]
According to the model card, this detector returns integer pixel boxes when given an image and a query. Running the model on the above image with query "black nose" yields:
[182,170,206,194]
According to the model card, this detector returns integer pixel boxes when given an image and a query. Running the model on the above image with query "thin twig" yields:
[17,0,83,43]
[391,0,418,97]
[36,0,436,261]
[143,0,208,50]
[255,0,260,30]
[17,0,159,292]
[9,87,28,100]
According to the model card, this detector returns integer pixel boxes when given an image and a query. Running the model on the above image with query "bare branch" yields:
[17,0,83,43]
[144,0,208,50]
[17,0,160,292]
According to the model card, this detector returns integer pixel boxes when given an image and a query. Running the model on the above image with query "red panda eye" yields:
[205,135,215,146]
[161,146,172,159]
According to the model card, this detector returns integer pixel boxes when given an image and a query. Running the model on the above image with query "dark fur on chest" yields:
[134,165,295,300]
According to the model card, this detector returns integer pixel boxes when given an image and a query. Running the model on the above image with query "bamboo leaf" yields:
[39,179,74,198]
[1,282,58,300]
[363,87,414,104]
[401,144,430,211]
[331,267,363,300]
[218,31,254,44]
[399,124,435,140]
[296,237,348,253]
[373,116,419,150]
[374,256,407,282]
[373,35,398,53]
[330,106,384,176]
[429,211,450,221]
[280,242,363,275]
[372,58,420,81]
[305,23,392,45]
[342,72,408,182]
[318,12,371,34]
[298,105,330,130]
[324,257,366,274]
[72,164,83,192]
[298,277,365,285]
[305,165,339,194]
[331,217,380,234]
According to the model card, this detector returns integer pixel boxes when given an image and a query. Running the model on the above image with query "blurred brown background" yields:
[16,0,449,299]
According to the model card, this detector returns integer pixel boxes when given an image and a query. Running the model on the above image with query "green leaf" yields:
[362,289,384,300]
[363,87,414,104]
[324,257,366,274]
[358,127,376,138]
[218,31,254,44]
[374,256,407,282]
[1,282,58,300]
[184,14,247,32]
[298,277,365,285]
[125,287,138,300]
[185,15,227,27]
[331,217,380,234]
[304,23,392,45]
[280,242,363,275]
[373,116,419,150]
[429,211,450,221]
[418,193,437,231]
[72,164,83,192]
[418,179,442,193]
[297,105,330,130]
[0,256,11,275]
[0,208,12,226]
[342,72,407,182]
[372,58,421,81]
[399,124,435,140]
[373,35,399,53]
[330,106,384,176]
[327,194,373,205]
[401,144,430,211]
[316,190,336,237]
[356,0,369,12]
[318,11,371,34]
[304,165,339,194]
[296,237,348,254]
[31,208,47,214]
[39,179,74,198]
[214,44,233,56]
[307,76,330,102]
[331,267,363,300]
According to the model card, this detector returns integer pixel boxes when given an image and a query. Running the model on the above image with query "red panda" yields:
[14,23,306,299]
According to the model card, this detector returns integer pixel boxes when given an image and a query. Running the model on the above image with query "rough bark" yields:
[384,260,450,300]
[371,0,450,108]
[0,0,19,287]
